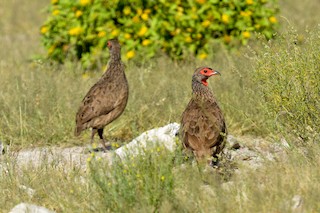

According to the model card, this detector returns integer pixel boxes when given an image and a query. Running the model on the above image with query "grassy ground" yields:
[0,0,319,212]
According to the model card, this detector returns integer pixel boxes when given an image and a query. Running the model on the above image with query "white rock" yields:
[291,195,304,213]
[115,123,180,159]
[0,141,4,155]
[18,185,35,198]
[281,138,291,149]
[9,203,55,213]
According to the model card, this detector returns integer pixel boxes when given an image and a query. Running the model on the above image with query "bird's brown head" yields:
[192,67,221,87]
[107,39,121,60]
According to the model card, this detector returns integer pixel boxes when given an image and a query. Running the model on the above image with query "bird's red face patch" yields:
[199,67,220,86]
[200,68,215,77]
[107,41,112,48]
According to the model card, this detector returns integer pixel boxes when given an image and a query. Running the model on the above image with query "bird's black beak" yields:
[213,70,221,76]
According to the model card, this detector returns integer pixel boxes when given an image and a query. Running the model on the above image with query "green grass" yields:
[1,143,320,212]
[0,0,320,212]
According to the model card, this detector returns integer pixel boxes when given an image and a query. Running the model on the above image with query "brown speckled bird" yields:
[181,67,227,165]
[75,39,129,149]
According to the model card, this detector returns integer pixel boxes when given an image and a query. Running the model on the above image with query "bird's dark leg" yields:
[98,128,111,151]
[91,128,97,144]
[210,154,219,167]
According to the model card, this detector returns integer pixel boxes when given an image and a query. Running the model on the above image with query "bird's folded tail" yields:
[74,126,82,137]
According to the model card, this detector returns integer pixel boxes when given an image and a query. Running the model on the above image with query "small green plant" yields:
[40,0,279,69]
[253,27,320,143]
[88,144,181,212]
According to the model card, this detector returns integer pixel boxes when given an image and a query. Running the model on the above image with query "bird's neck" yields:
[192,80,214,101]
[109,52,121,63]
[101,58,125,80]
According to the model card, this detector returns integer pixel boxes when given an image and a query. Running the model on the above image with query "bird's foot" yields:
[100,140,112,152]
[209,157,220,168]
[101,144,112,152]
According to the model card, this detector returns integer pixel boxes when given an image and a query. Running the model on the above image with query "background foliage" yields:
[253,27,320,143]
[41,0,279,69]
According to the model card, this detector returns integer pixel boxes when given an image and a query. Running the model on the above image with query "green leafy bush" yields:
[253,27,320,143]
[41,0,279,68]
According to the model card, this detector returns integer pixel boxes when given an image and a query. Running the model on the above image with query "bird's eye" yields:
[204,70,207,73]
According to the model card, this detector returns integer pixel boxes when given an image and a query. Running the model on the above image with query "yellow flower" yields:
[75,10,83,17]
[40,26,48,34]
[82,73,89,79]
[62,44,69,52]
[137,8,143,15]
[221,14,229,24]
[196,0,206,4]
[138,26,148,37]
[111,29,119,37]
[177,7,184,13]
[223,34,231,43]
[142,39,151,46]
[92,142,97,149]
[97,31,106,38]
[48,45,55,54]
[69,27,83,36]
[175,12,183,20]
[111,142,119,148]
[185,36,192,43]
[80,0,91,6]
[269,16,277,24]
[242,31,251,39]
[201,20,211,27]
[141,13,149,21]
[132,16,140,23]
[124,33,131,39]
[196,33,202,39]
[192,14,198,20]
[51,0,58,4]
[198,53,208,59]
[144,9,151,14]
[123,6,131,15]
[52,9,60,16]
[126,50,135,59]
[161,176,165,181]
[240,11,252,17]
[246,0,253,4]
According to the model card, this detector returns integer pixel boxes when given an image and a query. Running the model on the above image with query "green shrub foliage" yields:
[41,0,279,68]
[253,27,320,143]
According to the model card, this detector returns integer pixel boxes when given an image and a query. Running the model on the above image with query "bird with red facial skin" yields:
[181,67,227,165]
[75,39,129,150]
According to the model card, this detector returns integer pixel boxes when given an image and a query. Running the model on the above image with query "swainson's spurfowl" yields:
[75,39,129,149]
[181,67,227,165]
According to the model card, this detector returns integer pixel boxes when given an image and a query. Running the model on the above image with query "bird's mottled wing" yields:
[181,100,225,151]
[76,81,118,126]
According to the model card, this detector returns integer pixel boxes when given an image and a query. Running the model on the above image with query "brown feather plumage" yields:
[181,67,227,164]
[75,39,128,149]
